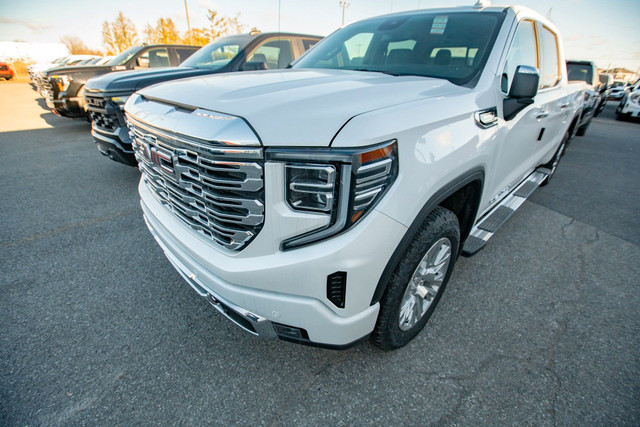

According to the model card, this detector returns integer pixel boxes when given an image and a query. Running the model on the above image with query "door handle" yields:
[560,103,570,109]
[536,111,549,119]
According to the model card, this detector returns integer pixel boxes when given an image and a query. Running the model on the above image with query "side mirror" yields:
[504,65,539,121]
[242,61,267,71]
[509,65,539,98]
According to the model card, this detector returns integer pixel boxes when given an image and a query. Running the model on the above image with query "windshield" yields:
[180,35,251,69]
[106,46,141,66]
[293,11,504,85]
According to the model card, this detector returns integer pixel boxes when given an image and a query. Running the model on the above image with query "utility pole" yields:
[340,1,350,26]
[184,0,192,44]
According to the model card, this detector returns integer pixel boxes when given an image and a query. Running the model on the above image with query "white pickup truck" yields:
[125,4,586,350]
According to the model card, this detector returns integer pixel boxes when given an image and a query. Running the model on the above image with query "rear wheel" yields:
[372,207,460,351]
[576,118,591,136]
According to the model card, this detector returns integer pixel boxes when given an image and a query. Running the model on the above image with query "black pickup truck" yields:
[84,31,322,166]
[43,44,199,118]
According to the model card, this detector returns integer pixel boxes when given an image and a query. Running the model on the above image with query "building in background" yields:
[601,67,638,84]
[0,42,68,63]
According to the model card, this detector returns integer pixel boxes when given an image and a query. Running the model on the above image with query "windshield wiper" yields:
[350,68,402,76]
[349,68,426,77]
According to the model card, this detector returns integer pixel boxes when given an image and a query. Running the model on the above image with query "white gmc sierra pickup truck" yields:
[125,4,586,350]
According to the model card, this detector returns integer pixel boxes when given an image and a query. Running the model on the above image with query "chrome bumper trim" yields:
[143,214,278,339]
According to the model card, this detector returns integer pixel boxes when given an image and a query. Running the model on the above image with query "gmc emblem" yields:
[140,135,173,175]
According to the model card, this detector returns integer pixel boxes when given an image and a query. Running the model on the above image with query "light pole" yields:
[184,0,192,44]
[339,1,350,26]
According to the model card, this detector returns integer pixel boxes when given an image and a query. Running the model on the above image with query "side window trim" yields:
[537,23,561,90]
[501,18,540,94]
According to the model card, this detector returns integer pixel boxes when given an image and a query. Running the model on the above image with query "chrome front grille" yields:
[128,116,265,251]
[42,80,53,100]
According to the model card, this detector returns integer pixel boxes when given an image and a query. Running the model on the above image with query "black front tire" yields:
[371,207,460,351]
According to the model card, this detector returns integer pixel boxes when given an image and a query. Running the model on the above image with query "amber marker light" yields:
[358,143,395,164]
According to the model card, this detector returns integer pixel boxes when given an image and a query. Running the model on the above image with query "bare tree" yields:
[102,11,138,55]
[144,18,180,45]
[179,9,246,47]
[60,35,102,55]
[181,28,210,47]
[207,10,230,41]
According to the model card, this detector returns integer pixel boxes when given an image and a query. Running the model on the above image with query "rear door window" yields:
[302,39,318,51]
[248,38,294,69]
[175,48,197,64]
[136,48,170,68]
[538,25,560,89]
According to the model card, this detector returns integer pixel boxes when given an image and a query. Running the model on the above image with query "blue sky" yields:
[1,0,639,70]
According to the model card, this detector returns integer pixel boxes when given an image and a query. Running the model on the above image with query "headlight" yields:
[630,94,640,104]
[268,140,398,250]
[286,164,336,212]
[52,75,72,92]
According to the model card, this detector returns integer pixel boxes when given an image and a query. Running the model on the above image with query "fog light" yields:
[327,271,347,308]
[273,323,309,340]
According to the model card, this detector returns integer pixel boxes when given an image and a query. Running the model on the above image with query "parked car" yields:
[42,44,200,118]
[27,56,67,82]
[29,55,99,93]
[124,4,588,350]
[85,31,322,166]
[0,62,14,80]
[609,82,628,99]
[566,60,601,127]
[596,73,614,113]
[94,57,114,65]
[616,81,640,120]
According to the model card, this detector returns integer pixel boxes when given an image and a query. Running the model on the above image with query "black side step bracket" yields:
[461,169,548,257]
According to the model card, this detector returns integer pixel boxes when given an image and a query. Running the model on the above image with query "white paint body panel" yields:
[130,5,586,346]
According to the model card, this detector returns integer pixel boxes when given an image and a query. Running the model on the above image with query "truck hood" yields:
[85,66,213,93]
[44,64,113,77]
[136,69,465,147]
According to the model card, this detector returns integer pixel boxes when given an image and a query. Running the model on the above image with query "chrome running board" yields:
[462,169,549,257]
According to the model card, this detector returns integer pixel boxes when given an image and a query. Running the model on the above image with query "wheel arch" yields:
[370,167,485,305]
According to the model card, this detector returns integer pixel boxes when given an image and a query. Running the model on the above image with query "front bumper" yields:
[46,97,87,118]
[87,97,137,166]
[93,129,137,166]
[139,168,407,347]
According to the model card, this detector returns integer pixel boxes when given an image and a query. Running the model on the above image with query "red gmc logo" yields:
[140,135,173,175]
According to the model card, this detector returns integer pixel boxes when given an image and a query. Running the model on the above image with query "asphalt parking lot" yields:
[1,82,639,425]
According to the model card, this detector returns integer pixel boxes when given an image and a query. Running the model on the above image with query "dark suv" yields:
[84,31,322,166]
[43,44,199,118]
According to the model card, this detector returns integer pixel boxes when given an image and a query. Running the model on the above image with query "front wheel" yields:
[371,207,460,351]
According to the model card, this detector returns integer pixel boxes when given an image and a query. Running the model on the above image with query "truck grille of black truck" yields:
[128,116,265,251]
[89,110,117,132]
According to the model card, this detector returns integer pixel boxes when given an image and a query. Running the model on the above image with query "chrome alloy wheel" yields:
[398,237,452,331]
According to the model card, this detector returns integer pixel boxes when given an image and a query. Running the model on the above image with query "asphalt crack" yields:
[0,207,140,249]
